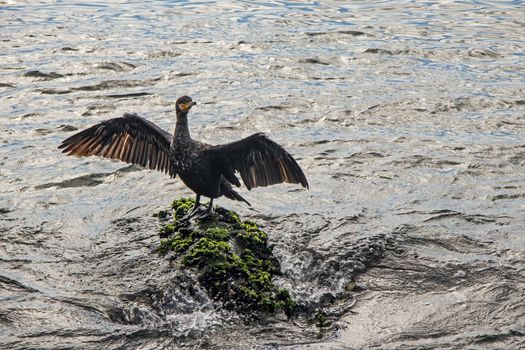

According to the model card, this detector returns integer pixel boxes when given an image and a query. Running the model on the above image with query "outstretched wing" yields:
[207,132,308,190]
[58,113,177,177]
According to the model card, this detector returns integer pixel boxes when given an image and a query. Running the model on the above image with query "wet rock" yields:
[158,198,296,316]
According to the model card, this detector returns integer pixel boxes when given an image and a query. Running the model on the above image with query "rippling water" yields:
[1,1,524,349]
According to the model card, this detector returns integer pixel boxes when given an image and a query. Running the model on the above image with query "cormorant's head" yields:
[176,96,196,113]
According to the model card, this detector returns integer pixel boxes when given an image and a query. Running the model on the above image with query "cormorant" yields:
[58,96,309,219]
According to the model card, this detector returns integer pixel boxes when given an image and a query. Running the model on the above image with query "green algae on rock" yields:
[158,198,296,316]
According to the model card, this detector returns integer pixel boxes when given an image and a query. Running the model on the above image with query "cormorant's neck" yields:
[174,110,190,139]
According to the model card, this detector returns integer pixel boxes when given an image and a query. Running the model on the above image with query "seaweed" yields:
[157,198,296,316]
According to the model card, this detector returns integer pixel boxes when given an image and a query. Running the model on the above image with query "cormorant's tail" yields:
[224,188,251,206]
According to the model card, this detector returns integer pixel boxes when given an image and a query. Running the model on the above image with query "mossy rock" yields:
[158,198,296,316]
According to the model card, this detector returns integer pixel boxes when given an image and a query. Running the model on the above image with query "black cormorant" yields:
[58,96,309,219]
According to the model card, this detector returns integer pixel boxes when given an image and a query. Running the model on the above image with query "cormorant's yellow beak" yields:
[180,101,197,111]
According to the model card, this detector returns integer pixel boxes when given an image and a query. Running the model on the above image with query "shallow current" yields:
[1,1,524,349]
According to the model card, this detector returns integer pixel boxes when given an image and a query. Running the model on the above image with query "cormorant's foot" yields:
[178,213,195,224]
[194,209,213,220]
[179,205,206,223]
[176,216,192,228]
